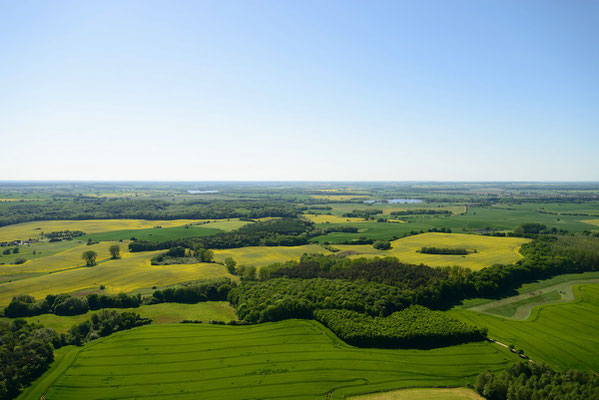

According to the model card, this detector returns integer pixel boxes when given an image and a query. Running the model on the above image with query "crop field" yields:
[350,387,484,400]
[304,214,367,224]
[448,284,599,371]
[335,233,529,270]
[214,244,333,268]
[1,301,237,332]
[583,219,599,227]
[313,221,435,243]
[0,219,219,242]
[84,225,224,242]
[0,241,120,277]
[32,320,517,400]
[0,249,233,306]
[0,239,80,264]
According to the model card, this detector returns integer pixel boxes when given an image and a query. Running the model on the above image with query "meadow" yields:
[0,301,236,332]
[335,233,529,270]
[448,283,599,372]
[30,320,518,400]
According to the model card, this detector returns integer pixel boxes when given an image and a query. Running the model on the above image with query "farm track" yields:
[449,284,599,372]
[466,278,599,320]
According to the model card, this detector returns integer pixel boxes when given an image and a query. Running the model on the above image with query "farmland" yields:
[1,301,236,332]
[350,387,484,400]
[31,320,518,400]
[214,244,333,268]
[0,248,233,306]
[335,233,529,270]
[448,283,599,371]
[0,219,217,242]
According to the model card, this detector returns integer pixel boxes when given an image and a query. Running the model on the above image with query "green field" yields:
[29,320,517,400]
[448,283,599,371]
[1,301,237,332]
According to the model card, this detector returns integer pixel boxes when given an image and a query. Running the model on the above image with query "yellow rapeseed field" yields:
[0,241,118,276]
[0,219,219,241]
[214,244,333,268]
[350,387,484,400]
[583,219,599,228]
[303,214,366,224]
[336,233,529,270]
[0,248,233,305]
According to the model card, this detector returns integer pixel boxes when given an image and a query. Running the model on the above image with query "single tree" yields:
[82,250,97,266]
[109,244,121,259]
[224,257,237,274]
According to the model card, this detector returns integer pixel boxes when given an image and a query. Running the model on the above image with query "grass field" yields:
[214,244,334,268]
[335,233,529,270]
[29,320,517,400]
[350,387,483,400]
[448,283,599,371]
[0,219,219,242]
[1,301,237,332]
[0,248,234,306]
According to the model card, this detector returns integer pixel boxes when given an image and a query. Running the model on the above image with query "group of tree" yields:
[373,240,391,250]
[475,362,599,400]
[81,244,120,266]
[342,209,383,219]
[390,209,451,216]
[419,246,471,255]
[314,305,487,348]
[150,279,233,304]
[43,230,85,241]
[150,245,213,265]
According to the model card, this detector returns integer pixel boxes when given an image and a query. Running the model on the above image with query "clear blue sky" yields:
[1,0,597,181]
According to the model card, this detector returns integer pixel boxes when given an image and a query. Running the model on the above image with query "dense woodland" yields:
[314,306,487,348]
[476,362,599,400]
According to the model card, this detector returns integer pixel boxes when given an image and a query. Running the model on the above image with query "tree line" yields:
[0,198,299,228]
[3,279,235,319]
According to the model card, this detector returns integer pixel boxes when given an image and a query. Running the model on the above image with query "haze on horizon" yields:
[1,1,597,182]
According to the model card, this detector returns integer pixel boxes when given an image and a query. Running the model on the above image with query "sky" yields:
[1,0,598,181]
